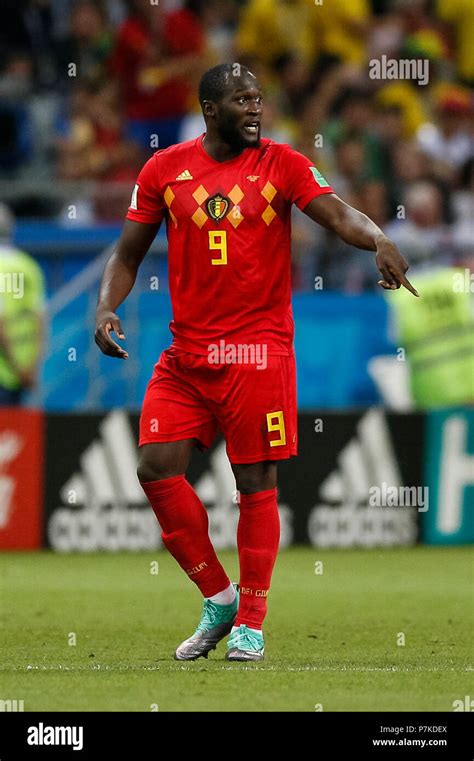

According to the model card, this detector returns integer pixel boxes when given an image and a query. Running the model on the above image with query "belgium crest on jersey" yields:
[207,194,229,222]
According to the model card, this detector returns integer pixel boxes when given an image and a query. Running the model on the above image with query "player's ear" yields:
[202,100,216,119]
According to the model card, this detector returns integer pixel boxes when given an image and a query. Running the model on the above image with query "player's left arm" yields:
[303,193,419,296]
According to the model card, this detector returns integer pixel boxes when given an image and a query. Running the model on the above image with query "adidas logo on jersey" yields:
[176,169,193,180]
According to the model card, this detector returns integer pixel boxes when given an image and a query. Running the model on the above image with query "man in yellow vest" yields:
[0,204,45,405]
[389,266,474,408]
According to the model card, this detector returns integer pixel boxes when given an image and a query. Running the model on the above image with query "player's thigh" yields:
[137,439,195,483]
[219,353,297,465]
[139,347,218,456]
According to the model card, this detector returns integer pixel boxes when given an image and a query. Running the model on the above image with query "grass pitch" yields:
[0,547,472,711]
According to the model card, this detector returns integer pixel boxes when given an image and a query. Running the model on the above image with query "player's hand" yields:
[94,309,128,359]
[375,238,419,296]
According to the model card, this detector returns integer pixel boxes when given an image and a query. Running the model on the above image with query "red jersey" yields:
[126,134,333,355]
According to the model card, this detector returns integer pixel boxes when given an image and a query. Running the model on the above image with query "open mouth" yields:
[243,122,260,135]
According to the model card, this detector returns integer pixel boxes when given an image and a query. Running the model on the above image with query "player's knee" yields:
[137,441,193,483]
[136,454,179,484]
[235,473,275,495]
[237,479,265,495]
[233,462,277,495]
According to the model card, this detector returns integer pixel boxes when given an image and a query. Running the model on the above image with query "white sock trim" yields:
[231,625,263,636]
[208,583,236,605]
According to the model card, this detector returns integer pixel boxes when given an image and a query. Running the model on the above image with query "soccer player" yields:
[95,64,417,662]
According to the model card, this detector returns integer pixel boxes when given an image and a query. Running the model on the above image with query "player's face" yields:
[216,82,263,149]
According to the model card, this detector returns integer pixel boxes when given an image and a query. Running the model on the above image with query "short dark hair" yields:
[198,63,254,105]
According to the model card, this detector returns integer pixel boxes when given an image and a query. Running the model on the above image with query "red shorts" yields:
[139,345,298,463]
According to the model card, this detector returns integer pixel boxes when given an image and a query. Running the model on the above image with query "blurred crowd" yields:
[0,0,472,291]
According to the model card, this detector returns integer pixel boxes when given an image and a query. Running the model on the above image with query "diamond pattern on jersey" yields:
[261,181,278,226]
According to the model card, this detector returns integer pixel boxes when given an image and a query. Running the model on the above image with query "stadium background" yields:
[0,0,472,712]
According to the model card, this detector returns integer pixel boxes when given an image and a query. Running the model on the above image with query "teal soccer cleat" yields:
[225,624,265,662]
[174,584,239,660]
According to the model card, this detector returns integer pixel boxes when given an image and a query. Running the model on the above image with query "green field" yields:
[0,547,472,711]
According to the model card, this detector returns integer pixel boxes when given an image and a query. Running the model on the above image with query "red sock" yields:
[235,487,280,630]
[140,475,230,598]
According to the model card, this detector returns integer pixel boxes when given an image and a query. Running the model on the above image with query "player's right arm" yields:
[95,154,165,359]
[95,219,161,359]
